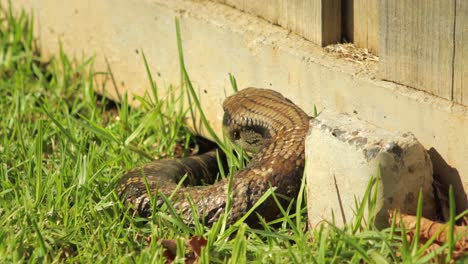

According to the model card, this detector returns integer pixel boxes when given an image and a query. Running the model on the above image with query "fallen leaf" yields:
[161,239,177,264]
[389,210,468,262]
[159,236,208,264]
[187,236,207,257]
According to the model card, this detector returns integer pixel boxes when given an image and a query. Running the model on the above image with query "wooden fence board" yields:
[317,0,341,46]
[210,0,341,46]
[343,0,379,54]
[454,0,468,105]
[379,0,455,100]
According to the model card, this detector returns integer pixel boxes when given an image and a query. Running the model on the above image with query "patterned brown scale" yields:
[117,87,310,225]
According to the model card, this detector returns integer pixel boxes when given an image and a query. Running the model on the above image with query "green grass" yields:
[0,4,466,263]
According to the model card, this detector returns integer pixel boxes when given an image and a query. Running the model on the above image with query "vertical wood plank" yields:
[209,0,341,46]
[366,0,379,54]
[319,0,342,46]
[343,0,379,54]
[454,0,468,105]
[277,0,341,46]
[379,0,455,99]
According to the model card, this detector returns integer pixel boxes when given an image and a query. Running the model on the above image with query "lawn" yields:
[0,4,465,263]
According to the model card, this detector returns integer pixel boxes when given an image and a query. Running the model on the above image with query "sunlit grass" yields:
[0,4,465,263]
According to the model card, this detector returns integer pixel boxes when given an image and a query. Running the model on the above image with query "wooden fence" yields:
[211,0,467,106]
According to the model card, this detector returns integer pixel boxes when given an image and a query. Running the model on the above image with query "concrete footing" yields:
[306,112,435,228]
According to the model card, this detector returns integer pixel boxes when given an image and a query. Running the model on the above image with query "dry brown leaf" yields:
[159,236,208,264]
[389,210,468,262]
[187,236,208,257]
[161,239,177,264]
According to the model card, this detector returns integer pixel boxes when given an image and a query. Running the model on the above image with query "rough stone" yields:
[306,111,435,228]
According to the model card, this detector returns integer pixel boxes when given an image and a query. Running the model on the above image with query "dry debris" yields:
[324,43,379,64]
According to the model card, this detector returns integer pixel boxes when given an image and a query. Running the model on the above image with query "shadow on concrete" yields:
[428,148,468,215]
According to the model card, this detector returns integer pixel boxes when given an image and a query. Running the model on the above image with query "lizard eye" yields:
[232,130,240,140]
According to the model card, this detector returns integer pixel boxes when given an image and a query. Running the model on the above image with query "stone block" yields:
[306,111,435,228]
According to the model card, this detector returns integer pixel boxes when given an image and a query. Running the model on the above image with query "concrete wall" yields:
[7,0,467,211]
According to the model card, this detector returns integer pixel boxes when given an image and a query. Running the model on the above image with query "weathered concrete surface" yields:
[306,112,435,228]
[7,0,467,212]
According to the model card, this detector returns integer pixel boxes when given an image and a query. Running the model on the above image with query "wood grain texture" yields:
[453,0,468,105]
[210,0,341,46]
[355,0,379,54]
[379,0,456,99]
[343,0,379,54]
